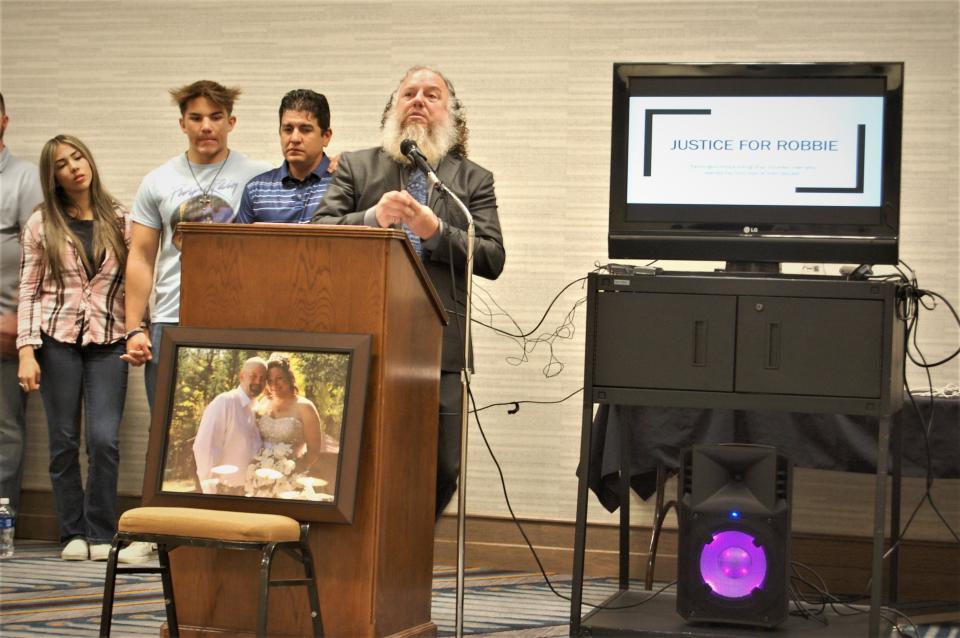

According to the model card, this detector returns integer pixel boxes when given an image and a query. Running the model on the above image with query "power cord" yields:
[880,260,960,550]
[790,561,920,636]
[469,387,582,415]
[468,277,588,378]
[467,382,677,611]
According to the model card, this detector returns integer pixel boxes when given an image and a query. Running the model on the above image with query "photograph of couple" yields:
[159,347,350,502]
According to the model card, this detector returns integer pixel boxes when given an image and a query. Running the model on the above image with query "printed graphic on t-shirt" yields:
[169,194,233,251]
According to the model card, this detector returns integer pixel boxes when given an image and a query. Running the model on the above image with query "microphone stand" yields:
[429,174,474,638]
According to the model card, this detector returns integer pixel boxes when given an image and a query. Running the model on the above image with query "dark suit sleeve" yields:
[311,152,369,225]
[428,167,505,282]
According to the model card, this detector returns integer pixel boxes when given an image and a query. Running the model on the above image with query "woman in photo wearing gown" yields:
[257,353,324,472]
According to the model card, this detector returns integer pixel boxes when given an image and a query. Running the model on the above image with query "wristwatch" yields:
[125,327,144,340]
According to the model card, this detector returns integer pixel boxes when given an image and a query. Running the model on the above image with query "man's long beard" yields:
[381,110,457,167]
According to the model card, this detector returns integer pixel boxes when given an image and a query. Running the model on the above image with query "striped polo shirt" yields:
[234,155,332,224]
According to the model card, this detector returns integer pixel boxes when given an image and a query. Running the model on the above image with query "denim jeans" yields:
[36,333,128,544]
[0,356,27,513]
[144,322,177,413]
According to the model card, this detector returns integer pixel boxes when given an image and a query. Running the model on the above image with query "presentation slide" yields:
[626,96,884,207]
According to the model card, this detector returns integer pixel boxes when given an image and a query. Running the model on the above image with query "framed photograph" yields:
[142,326,372,524]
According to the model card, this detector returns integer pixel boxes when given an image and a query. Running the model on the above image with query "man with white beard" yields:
[312,66,505,519]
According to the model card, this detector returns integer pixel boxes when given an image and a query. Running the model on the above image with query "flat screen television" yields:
[608,62,904,268]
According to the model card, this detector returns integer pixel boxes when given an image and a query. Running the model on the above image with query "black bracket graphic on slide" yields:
[644,109,712,176]
[795,124,866,193]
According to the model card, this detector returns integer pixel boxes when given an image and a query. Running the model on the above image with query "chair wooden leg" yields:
[98,538,123,637]
[157,544,179,638]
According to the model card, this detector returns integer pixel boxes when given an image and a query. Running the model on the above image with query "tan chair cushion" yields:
[118,507,301,543]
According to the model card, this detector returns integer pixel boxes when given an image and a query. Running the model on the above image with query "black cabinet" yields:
[735,296,884,398]
[587,272,903,414]
[594,292,736,392]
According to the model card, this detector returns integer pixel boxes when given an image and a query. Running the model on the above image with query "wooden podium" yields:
[170,223,447,637]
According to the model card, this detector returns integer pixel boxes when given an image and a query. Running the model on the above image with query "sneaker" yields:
[89,543,112,561]
[61,537,89,561]
[117,541,156,564]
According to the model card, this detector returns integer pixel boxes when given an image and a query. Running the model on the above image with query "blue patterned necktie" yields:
[404,169,427,257]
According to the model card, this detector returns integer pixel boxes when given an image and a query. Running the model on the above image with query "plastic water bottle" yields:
[0,497,15,558]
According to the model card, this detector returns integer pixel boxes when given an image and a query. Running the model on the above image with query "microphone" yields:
[400,139,441,188]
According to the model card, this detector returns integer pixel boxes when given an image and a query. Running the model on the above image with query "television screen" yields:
[609,63,903,266]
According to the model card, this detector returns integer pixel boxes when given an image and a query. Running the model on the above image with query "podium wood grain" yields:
[171,223,446,637]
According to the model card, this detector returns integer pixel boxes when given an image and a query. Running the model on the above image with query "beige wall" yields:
[3,1,956,541]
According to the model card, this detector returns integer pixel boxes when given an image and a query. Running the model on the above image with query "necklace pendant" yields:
[200,195,211,207]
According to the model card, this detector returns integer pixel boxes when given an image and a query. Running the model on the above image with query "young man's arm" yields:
[121,222,160,365]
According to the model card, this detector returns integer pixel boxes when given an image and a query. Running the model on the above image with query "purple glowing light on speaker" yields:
[719,546,751,578]
[699,530,767,598]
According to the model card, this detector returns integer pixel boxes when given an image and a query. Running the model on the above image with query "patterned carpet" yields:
[0,542,584,636]
[2,543,955,637]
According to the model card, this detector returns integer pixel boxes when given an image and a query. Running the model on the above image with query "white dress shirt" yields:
[193,387,262,491]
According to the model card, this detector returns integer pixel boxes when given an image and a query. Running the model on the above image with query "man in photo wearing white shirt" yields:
[192,357,267,494]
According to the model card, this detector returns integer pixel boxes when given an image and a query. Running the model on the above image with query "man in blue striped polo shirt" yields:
[235,89,334,224]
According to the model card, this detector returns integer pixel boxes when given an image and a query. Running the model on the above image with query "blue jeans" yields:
[144,322,176,412]
[36,333,128,544]
[0,356,27,513]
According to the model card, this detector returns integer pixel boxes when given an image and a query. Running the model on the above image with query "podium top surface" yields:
[179,222,448,325]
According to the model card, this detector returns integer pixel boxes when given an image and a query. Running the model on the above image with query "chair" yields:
[99,507,323,638]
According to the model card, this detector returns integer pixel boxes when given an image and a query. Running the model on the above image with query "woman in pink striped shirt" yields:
[17,135,130,562]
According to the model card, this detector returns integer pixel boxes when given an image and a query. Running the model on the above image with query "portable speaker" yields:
[676,444,792,628]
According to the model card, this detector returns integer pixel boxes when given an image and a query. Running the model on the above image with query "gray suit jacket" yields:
[313,147,506,372]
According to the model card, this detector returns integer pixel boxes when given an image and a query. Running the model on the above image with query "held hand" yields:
[399,201,441,240]
[121,331,153,366]
[17,352,41,392]
[374,190,440,239]
[374,190,416,228]
[326,153,340,173]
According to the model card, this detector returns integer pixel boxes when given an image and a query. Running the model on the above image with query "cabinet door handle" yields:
[692,320,707,367]
[765,322,781,369]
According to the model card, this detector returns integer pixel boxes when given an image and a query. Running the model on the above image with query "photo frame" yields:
[142,326,371,523]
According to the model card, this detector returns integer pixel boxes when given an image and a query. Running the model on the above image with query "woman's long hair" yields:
[37,135,126,283]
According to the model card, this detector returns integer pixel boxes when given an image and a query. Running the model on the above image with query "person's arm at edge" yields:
[121,222,160,366]
[193,400,224,493]
[3,176,42,358]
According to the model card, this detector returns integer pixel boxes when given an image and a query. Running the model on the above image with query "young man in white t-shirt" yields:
[123,80,268,410]
[119,80,268,564]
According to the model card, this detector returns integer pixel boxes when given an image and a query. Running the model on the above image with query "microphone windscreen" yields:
[400,139,417,157]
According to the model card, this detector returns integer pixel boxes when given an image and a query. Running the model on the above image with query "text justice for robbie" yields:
[669,138,841,151]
